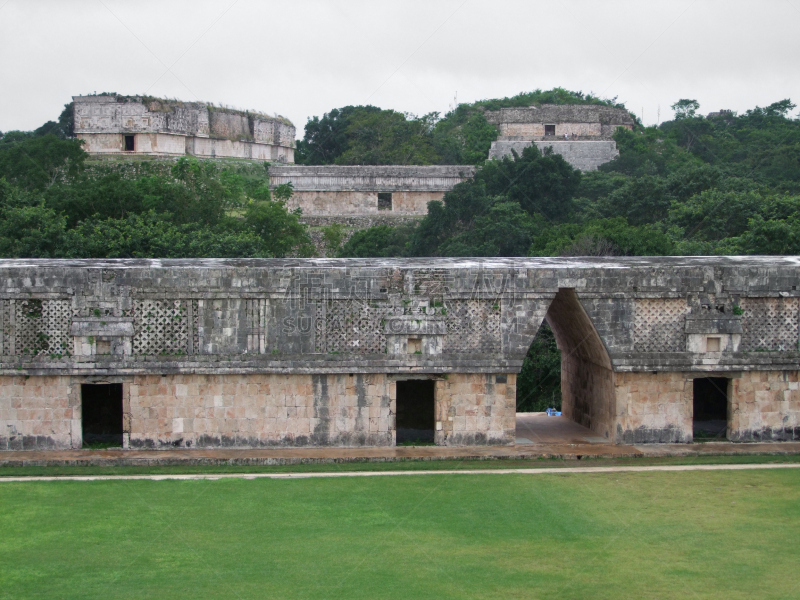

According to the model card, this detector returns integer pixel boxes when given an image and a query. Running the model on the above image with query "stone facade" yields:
[484,104,635,141]
[484,104,634,170]
[269,165,475,217]
[73,95,295,163]
[0,257,798,450]
[488,140,620,172]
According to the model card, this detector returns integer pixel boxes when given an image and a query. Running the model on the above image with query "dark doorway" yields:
[396,379,435,444]
[378,192,392,211]
[693,377,728,440]
[124,135,134,151]
[82,383,123,447]
[544,124,556,136]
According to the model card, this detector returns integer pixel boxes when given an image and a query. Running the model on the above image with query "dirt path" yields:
[1,462,798,483]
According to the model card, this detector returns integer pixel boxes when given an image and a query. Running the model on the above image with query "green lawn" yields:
[1,469,799,599]
[2,453,799,478]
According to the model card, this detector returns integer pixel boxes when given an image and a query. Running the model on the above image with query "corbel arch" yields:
[543,288,615,439]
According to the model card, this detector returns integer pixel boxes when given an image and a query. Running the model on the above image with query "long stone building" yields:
[73,95,296,162]
[268,165,476,217]
[0,257,798,451]
[486,104,635,170]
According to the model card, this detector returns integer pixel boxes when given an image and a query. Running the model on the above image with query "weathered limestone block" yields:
[0,376,76,449]
[729,371,800,441]
[614,372,693,443]
[128,373,392,448]
[434,373,515,446]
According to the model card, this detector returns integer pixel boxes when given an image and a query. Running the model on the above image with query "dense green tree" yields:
[671,99,700,119]
[719,215,800,255]
[587,175,670,225]
[436,200,539,257]
[337,224,414,258]
[295,105,439,165]
[431,106,498,165]
[516,323,562,412]
[667,190,800,254]
[477,146,581,221]
[243,198,313,257]
[0,134,86,191]
[0,202,67,258]
[295,106,382,165]
[528,217,674,257]
[61,212,267,259]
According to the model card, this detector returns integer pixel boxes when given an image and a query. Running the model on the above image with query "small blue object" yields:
[546,408,561,417]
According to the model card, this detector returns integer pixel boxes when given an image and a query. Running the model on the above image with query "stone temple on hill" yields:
[72,95,296,163]
[486,104,635,171]
[71,95,637,234]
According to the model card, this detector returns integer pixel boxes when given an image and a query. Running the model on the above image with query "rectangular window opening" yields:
[81,383,123,448]
[377,192,392,211]
[544,125,556,136]
[395,379,435,445]
[692,377,728,440]
[124,135,135,152]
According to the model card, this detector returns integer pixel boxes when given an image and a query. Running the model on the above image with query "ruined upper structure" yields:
[0,257,798,451]
[485,104,635,170]
[73,95,295,162]
[268,165,476,216]
[485,104,635,140]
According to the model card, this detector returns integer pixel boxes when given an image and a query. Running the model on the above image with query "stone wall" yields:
[484,104,632,170]
[488,140,620,171]
[547,289,616,440]
[270,165,473,217]
[0,375,77,450]
[484,104,634,136]
[288,190,441,217]
[729,371,800,441]
[73,95,295,163]
[499,122,602,139]
[129,373,393,448]
[613,372,693,444]
[0,257,798,449]
[434,373,516,446]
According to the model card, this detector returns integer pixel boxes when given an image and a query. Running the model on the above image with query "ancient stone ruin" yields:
[73,95,296,162]
[268,165,476,217]
[0,257,798,451]
[486,104,635,170]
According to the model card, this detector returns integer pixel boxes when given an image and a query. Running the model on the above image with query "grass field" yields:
[1,465,799,599]
[2,452,799,478]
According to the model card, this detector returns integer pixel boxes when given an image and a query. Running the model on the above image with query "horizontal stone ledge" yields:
[0,363,526,377]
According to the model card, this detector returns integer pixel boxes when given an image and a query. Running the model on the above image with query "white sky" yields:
[1,0,798,137]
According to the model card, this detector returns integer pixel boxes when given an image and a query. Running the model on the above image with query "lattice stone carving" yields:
[315,302,325,353]
[1,300,10,355]
[739,297,799,351]
[318,300,393,354]
[132,299,196,355]
[633,299,689,352]
[246,299,269,353]
[13,299,72,355]
[443,300,501,353]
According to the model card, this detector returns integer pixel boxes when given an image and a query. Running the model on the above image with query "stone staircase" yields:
[488,140,619,171]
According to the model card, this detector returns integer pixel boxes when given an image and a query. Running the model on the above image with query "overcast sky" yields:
[1,0,798,136]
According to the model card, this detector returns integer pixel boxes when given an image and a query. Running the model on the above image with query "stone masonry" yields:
[485,104,634,170]
[73,95,295,163]
[268,165,476,217]
[0,257,798,450]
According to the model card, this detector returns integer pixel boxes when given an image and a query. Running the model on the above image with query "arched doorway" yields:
[516,288,615,442]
